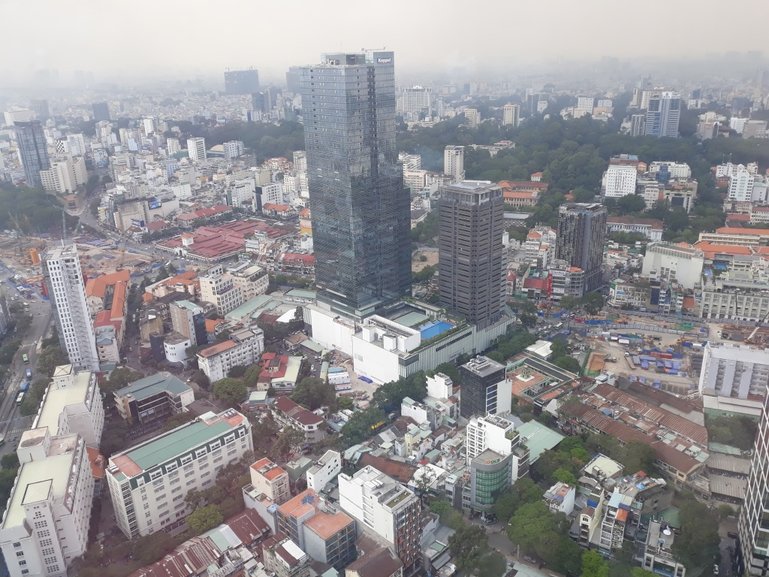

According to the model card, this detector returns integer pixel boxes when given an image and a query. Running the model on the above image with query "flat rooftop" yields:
[303,510,354,540]
[1,436,79,531]
[109,410,245,480]
[114,371,191,401]
[34,371,93,433]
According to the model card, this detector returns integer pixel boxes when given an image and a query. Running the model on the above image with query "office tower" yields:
[14,120,50,188]
[502,103,520,127]
[602,164,637,198]
[300,51,411,318]
[740,388,769,575]
[107,409,253,538]
[644,91,681,138]
[30,99,50,121]
[252,90,274,115]
[44,245,99,371]
[459,355,507,418]
[339,466,422,574]
[556,203,607,293]
[285,66,303,93]
[91,101,110,122]
[224,68,260,94]
[439,180,505,327]
[186,137,206,162]
[444,145,465,182]
[222,140,244,160]
[464,107,481,128]
[397,86,432,120]
[169,300,207,345]
[166,137,180,156]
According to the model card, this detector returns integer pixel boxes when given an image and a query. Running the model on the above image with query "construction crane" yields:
[746,310,769,344]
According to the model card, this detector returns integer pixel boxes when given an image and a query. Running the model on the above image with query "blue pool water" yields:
[420,320,454,340]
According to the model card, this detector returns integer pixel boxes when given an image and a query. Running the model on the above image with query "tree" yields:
[554,355,581,374]
[553,467,578,485]
[340,407,386,447]
[582,292,605,315]
[133,531,176,565]
[212,378,247,406]
[615,194,646,214]
[227,365,247,378]
[519,311,537,328]
[372,372,427,412]
[292,377,336,410]
[629,569,657,577]
[581,550,609,577]
[338,396,354,410]
[672,495,720,569]
[449,524,488,573]
[508,501,568,563]
[102,367,143,394]
[189,369,211,390]
[476,551,507,577]
[621,442,657,474]
[493,477,542,521]
[271,427,305,458]
[187,504,223,535]
[243,364,262,387]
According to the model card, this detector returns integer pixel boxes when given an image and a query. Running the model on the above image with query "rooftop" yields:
[303,510,354,540]
[34,370,94,433]
[114,371,191,401]
[344,546,403,577]
[251,458,287,481]
[109,410,245,479]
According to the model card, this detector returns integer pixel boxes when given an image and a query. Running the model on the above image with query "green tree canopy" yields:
[581,550,610,577]
[212,378,248,407]
[186,504,223,535]
[292,377,337,410]
[448,523,488,573]
[672,496,720,570]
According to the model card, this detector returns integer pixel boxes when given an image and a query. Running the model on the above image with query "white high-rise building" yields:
[186,137,206,162]
[338,466,422,574]
[699,343,769,416]
[44,245,99,371]
[464,108,481,128]
[602,164,638,198]
[106,409,252,538]
[39,157,87,194]
[728,166,768,203]
[444,145,465,182]
[502,103,520,127]
[223,140,244,160]
[166,137,181,156]
[739,388,769,575]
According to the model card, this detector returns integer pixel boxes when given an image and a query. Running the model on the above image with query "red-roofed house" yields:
[250,457,291,504]
[272,397,325,444]
[279,253,315,275]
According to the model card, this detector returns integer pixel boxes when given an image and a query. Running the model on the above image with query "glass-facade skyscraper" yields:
[555,203,607,293]
[300,51,411,318]
[14,120,50,188]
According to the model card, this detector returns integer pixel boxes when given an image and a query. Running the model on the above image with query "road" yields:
[0,261,54,456]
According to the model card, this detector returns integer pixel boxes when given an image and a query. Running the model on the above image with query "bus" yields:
[22,353,29,364]
[15,392,24,405]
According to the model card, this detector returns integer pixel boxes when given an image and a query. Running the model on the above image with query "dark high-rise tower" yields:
[556,203,607,293]
[14,120,50,188]
[92,101,110,122]
[439,180,505,327]
[300,51,411,318]
[224,69,260,94]
[459,355,506,418]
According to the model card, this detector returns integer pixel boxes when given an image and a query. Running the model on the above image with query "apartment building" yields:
[0,430,94,577]
[113,372,194,427]
[250,458,291,505]
[339,466,422,575]
[199,264,269,315]
[276,489,357,570]
[106,410,253,538]
[272,397,325,444]
[699,343,769,416]
[197,328,265,382]
[306,450,342,493]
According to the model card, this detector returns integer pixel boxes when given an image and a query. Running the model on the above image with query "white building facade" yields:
[641,242,704,290]
[197,328,265,382]
[602,165,638,198]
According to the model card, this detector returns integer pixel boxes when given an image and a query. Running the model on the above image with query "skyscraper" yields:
[444,145,465,182]
[459,355,507,418]
[502,103,520,127]
[44,245,99,371]
[224,69,260,94]
[740,387,769,575]
[439,180,505,327]
[186,137,206,162]
[556,203,607,293]
[92,101,110,122]
[14,120,50,188]
[644,91,681,138]
[300,51,411,318]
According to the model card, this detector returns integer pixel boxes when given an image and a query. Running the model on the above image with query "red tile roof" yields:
[274,396,323,426]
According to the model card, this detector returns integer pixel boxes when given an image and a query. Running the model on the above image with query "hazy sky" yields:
[2,0,767,83]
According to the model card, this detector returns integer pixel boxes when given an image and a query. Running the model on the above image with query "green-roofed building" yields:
[106,409,252,538]
[114,371,194,427]
[516,420,565,463]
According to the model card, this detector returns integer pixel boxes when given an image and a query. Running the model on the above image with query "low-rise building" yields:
[346,546,403,577]
[642,520,686,577]
[250,457,291,505]
[543,482,576,515]
[272,397,325,444]
[113,372,194,427]
[106,410,253,538]
[197,327,265,382]
[306,450,342,493]
[607,216,664,241]
[698,342,769,416]
[262,534,310,577]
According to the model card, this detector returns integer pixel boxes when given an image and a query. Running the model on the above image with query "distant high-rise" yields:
[92,101,110,122]
[502,103,520,127]
[224,69,260,94]
[30,99,50,121]
[444,145,465,182]
[629,113,646,137]
[644,91,681,138]
[300,51,411,318]
[14,120,50,188]
[439,180,505,327]
[44,245,99,371]
[740,385,769,575]
[285,66,302,93]
[186,137,206,162]
[556,203,607,293]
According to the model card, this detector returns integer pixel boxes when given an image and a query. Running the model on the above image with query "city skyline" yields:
[1,0,767,86]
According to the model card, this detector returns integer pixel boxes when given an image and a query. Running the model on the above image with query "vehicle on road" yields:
[25,368,32,379]
[359,376,373,384]
[22,353,29,363]
[15,392,24,405]
[19,381,29,393]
